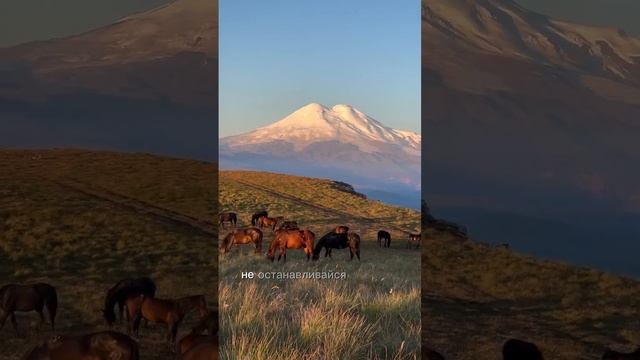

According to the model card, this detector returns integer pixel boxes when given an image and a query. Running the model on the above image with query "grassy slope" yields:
[219,171,421,359]
[0,149,217,359]
[423,229,640,360]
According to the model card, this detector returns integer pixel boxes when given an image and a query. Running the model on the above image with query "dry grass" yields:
[423,228,640,360]
[0,149,217,359]
[219,171,421,359]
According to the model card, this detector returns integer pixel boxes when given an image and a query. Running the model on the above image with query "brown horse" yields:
[103,277,156,326]
[218,212,237,228]
[179,339,218,360]
[258,216,278,231]
[0,283,57,335]
[407,233,421,249]
[267,229,315,262]
[335,225,349,233]
[219,228,263,255]
[23,331,139,359]
[126,295,184,351]
[278,221,299,231]
[251,210,268,226]
[175,295,209,319]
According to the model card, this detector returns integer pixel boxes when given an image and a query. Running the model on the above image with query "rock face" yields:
[423,0,640,214]
[220,103,421,191]
[0,0,218,159]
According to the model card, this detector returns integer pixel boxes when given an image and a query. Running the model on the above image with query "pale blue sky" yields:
[219,0,421,137]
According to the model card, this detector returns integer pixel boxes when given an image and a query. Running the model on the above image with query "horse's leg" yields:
[357,249,361,260]
[350,248,354,260]
[37,309,45,330]
[10,312,19,336]
[0,311,7,331]
[132,314,142,336]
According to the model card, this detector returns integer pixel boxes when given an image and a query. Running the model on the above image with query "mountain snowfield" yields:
[220,103,421,201]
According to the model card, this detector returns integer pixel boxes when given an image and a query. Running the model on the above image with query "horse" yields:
[251,210,268,226]
[267,229,315,262]
[503,339,544,360]
[103,277,156,326]
[126,295,184,351]
[407,233,421,249]
[312,231,360,261]
[218,212,237,228]
[424,347,446,360]
[335,225,349,234]
[377,230,391,248]
[219,228,263,255]
[0,283,57,335]
[602,348,640,360]
[179,339,218,360]
[175,295,209,319]
[22,331,139,359]
[277,221,299,231]
[257,216,278,231]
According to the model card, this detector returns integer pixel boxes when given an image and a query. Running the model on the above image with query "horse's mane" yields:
[104,278,156,324]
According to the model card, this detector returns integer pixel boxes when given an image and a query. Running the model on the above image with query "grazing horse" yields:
[278,221,299,231]
[218,212,237,228]
[503,339,544,360]
[23,331,139,360]
[179,340,218,360]
[407,233,421,249]
[219,228,263,255]
[127,295,184,351]
[377,230,391,248]
[335,225,349,233]
[602,348,640,360]
[267,229,315,262]
[312,231,360,261]
[175,295,209,319]
[103,277,156,326]
[0,283,57,335]
[251,210,268,226]
[258,216,278,231]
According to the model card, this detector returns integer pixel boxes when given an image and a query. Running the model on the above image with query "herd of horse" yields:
[0,278,217,359]
[219,210,421,260]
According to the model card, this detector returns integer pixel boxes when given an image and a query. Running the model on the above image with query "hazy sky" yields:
[219,0,421,137]
[516,0,640,35]
[0,0,171,47]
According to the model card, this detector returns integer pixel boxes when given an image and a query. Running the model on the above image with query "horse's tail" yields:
[44,286,58,331]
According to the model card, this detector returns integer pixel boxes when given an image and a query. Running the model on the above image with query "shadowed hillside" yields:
[0,149,217,359]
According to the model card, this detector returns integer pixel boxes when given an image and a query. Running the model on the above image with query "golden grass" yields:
[219,170,421,359]
[0,149,216,359]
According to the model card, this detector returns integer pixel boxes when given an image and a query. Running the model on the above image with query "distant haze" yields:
[0,0,172,47]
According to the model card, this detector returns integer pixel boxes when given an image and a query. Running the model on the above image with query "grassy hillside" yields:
[219,170,421,359]
[423,229,640,360]
[0,149,217,359]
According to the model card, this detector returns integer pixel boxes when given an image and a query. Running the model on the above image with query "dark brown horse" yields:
[218,212,237,228]
[312,231,360,261]
[258,216,278,231]
[267,229,315,262]
[603,348,640,360]
[277,220,299,231]
[23,331,139,359]
[503,339,544,360]
[335,225,349,233]
[251,210,268,226]
[378,230,391,248]
[126,295,184,351]
[220,228,263,255]
[179,339,218,360]
[0,283,57,335]
[103,277,156,326]
[175,295,209,319]
[407,233,421,249]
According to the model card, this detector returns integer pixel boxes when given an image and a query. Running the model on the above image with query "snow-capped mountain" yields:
[220,103,421,194]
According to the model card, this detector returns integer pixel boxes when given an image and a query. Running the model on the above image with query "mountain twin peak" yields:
[222,103,420,156]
